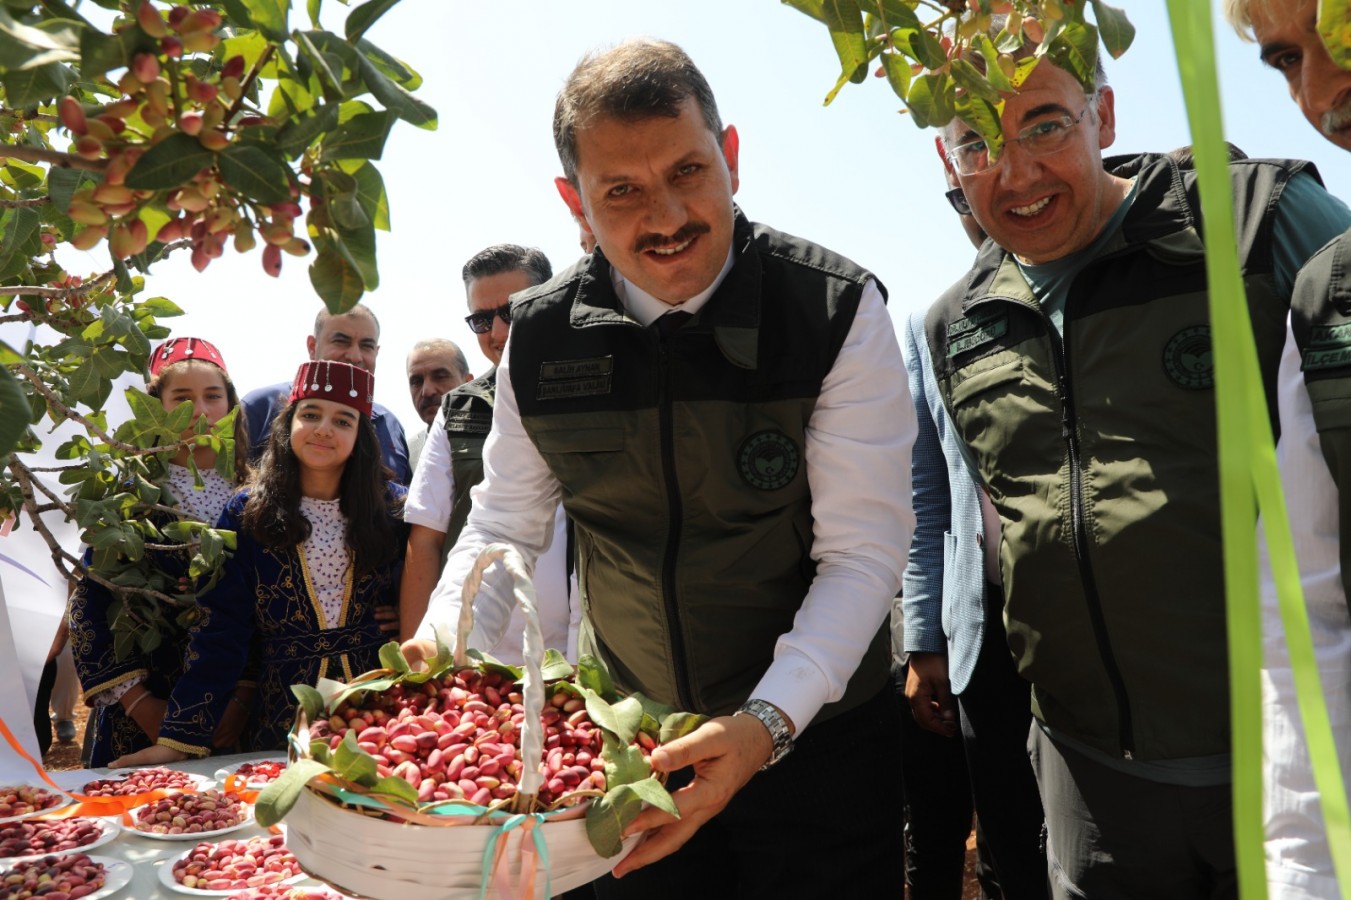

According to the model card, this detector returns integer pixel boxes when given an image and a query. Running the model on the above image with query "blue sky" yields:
[60,0,1351,424]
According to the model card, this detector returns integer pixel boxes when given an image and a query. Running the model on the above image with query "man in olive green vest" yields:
[405,38,916,897]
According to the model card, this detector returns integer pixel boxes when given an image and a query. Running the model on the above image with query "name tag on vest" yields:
[537,356,613,400]
[444,410,492,434]
[1304,323,1351,372]
[947,309,1008,358]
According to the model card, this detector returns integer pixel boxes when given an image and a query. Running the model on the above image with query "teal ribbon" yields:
[478,812,553,900]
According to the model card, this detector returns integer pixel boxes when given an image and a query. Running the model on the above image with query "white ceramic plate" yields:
[127,800,255,841]
[0,816,122,862]
[0,791,75,825]
[156,849,306,896]
[213,757,287,790]
[0,855,132,900]
[83,770,213,796]
[84,856,134,900]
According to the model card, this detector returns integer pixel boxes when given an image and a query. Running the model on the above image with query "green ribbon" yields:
[478,812,554,900]
[1165,3,1351,897]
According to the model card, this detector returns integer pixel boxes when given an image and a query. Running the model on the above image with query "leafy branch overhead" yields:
[0,0,435,658]
[783,0,1133,160]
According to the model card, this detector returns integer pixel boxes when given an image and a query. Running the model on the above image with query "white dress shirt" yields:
[418,253,915,734]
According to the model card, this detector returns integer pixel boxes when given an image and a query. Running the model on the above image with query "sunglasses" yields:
[945,187,972,216]
[465,304,511,335]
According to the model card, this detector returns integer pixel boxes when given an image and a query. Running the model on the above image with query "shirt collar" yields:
[610,248,736,327]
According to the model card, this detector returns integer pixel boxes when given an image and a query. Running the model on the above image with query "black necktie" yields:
[654,310,693,339]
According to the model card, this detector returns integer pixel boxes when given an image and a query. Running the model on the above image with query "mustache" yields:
[633,222,710,254]
[1322,95,1351,136]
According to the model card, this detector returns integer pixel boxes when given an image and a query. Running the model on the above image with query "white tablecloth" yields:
[16,752,353,900]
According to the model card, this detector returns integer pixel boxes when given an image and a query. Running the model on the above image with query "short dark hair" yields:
[553,38,723,184]
[313,303,379,341]
[408,339,470,381]
[461,244,553,289]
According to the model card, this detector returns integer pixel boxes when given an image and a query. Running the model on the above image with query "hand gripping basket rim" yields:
[285,542,640,900]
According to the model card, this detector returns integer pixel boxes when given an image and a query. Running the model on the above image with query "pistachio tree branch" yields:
[13,363,141,452]
[9,457,178,604]
[226,44,277,123]
[0,144,108,172]
[0,197,49,209]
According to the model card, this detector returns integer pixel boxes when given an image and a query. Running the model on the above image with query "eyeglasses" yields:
[945,99,1097,176]
[465,304,511,335]
[944,187,972,216]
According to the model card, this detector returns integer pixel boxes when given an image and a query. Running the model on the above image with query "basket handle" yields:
[458,543,546,802]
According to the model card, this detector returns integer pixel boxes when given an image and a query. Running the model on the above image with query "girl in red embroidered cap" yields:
[69,337,253,767]
[111,360,407,764]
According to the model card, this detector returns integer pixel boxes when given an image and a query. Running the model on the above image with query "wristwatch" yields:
[734,698,794,770]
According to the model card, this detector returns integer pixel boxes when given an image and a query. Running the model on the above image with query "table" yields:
[19,751,351,899]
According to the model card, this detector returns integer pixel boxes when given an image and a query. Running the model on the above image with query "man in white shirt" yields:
[404,38,915,896]
[399,246,578,662]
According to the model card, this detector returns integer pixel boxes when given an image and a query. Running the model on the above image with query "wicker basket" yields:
[283,543,641,899]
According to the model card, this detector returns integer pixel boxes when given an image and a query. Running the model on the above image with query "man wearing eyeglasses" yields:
[922,44,1350,899]
[1222,4,1351,898]
[398,245,580,666]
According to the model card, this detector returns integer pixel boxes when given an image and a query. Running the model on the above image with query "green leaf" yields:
[333,730,377,784]
[78,26,134,79]
[658,711,708,744]
[355,38,420,89]
[0,365,30,459]
[307,0,322,27]
[345,0,400,42]
[346,161,389,230]
[291,683,326,721]
[1,159,42,189]
[378,640,410,674]
[242,0,289,41]
[255,758,330,826]
[320,110,394,161]
[822,0,869,86]
[217,144,293,204]
[1045,22,1099,93]
[368,774,418,806]
[356,55,436,129]
[275,101,340,158]
[954,94,1004,163]
[585,783,643,858]
[880,51,911,102]
[125,133,215,192]
[600,732,651,788]
[293,30,344,97]
[309,244,364,311]
[0,62,73,106]
[574,654,615,697]
[905,26,946,70]
[539,649,574,682]
[971,33,1015,93]
[949,57,1002,104]
[0,9,80,70]
[1088,0,1134,59]
[140,296,185,317]
[328,222,378,290]
[0,205,39,279]
[624,775,678,817]
[47,168,98,217]
[220,31,271,78]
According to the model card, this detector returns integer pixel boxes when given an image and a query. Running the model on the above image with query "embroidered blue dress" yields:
[156,484,406,756]
[69,465,237,767]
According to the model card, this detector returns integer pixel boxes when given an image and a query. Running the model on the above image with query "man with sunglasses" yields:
[399,245,579,667]
[921,45,1349,899]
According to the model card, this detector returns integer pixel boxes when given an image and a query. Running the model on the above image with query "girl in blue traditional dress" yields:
[111,360,406,765]
[70,337,252,767]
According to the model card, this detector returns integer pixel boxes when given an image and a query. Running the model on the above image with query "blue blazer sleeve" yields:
[900,312,950,656]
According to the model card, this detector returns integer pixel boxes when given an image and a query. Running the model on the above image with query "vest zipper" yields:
[656,335,694,711]
[1051,314,1137,761]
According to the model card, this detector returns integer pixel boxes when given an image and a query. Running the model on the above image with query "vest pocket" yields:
[950,356,1025,407]
[531,426,626,454]
[1307,377,1351,431]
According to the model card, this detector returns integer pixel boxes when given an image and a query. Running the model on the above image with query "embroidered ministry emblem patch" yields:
[737,430,800,491]
[1163,325,1213,389]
